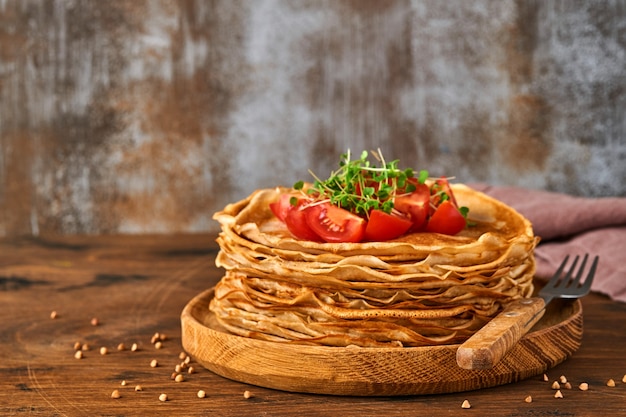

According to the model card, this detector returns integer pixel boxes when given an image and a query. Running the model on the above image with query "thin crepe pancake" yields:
[209,184,538,347]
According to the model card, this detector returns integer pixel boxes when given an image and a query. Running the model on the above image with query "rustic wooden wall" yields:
[0,0,624,237]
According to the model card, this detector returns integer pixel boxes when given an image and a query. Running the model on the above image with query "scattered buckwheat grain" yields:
[111,389,121,399]
[135,385,142,392]
[564,382,572,390]
[99,347,108,355]
[179,351,187,360]
[91,317,99,326]
[554,390,563,398]
[524,395,532,403]
[461,399,471,409]
[607,379,616,387]
[117,343,125,351]
[188,366,195,374]
[81,343,90,351]
[551,381,560,390]
[543,373,549,382]
[121,380,127,386]
[175,374,184,383]
[73,342,82,350]
[159,393,168,402]
[150,359,158,368]
[197,390,206,399]
[155,341,162,350]
[175,364,182,373]
[622,374,626,383]
[74,350,83,359]
[243,390,253,399]
[131,343,138,352]
[579,382,589,391]
[50,311,58,319]
[559,375,567,384]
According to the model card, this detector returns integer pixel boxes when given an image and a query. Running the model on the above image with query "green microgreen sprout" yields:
[295,149,427,217]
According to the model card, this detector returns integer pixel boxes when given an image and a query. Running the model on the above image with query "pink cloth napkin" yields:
[470,184,626,303]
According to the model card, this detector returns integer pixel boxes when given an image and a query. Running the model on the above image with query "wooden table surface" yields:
[1,234,624,417]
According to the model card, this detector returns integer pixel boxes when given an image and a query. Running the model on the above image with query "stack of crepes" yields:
[209,183,538,347]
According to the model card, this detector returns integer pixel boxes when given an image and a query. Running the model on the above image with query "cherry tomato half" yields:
[364,210,412,241]
[269,193,295,222]
[429,178,458,211]
[304,202,366,243]
[284,201,324,242]
[425,201,466,235]
[394,183,430,231]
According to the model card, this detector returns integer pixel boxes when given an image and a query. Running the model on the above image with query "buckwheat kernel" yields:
[461,399,471,409]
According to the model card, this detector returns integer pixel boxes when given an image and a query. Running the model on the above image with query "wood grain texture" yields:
[182,289,580,396]
[457,297,547,370]
[0,1,624,237]
[0,234,625,416]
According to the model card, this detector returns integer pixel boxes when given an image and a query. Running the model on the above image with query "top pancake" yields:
[213,183,537,266]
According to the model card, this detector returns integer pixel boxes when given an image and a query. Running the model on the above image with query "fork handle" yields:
[456,297,546,370]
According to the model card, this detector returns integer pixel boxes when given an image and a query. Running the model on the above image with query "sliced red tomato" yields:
[304,202,366,243]
[284,202,324,242]
[430,177,458,209]
[269,193,295,221]
[364,210,412,241]
[425,201,466,235]
[394,183,430,231]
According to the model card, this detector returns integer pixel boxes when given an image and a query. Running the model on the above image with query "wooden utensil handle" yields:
[456,297,546,370]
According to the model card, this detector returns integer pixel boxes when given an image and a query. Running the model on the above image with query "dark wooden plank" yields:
[0,234,624,416]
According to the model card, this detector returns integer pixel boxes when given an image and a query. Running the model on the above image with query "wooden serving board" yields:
[181,288,583,396]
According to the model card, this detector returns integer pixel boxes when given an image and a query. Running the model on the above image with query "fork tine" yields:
[579,255,599,293]
[545,255,570,289]
[569,254,589,288]
[561,255,580,285]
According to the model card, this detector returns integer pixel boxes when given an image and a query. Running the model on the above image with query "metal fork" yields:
[456,254,599,370]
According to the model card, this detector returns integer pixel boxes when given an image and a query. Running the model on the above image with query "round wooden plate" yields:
[181,288,582,396]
